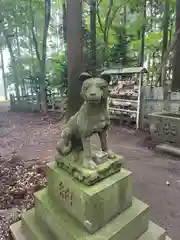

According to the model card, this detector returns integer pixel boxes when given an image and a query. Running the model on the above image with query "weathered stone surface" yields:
[56,73,113,171]
[138,221,166,240]
[55,152,123,186]
[10,221,26,240]
[47,161,132,233]
[34,188,149,240]
[21,209,52,240]
[10,213,172,240]
[149,112,180,146]
[10,209,50,240]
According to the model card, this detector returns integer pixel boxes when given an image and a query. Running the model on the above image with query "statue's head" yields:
[80,72,111,104]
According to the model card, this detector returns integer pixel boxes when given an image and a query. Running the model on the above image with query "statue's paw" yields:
[83,158,97,170]
[106,150,116,159]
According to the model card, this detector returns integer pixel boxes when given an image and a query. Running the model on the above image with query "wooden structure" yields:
[101,67,148,129]
[9,93,66,114]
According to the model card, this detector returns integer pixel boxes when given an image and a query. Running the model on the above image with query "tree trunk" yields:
[66,0,84,119]
[15,26,26,96]
[29,0,51,113]
[28,26,36,94]
[122,7,127,66]
[40,0,51,113]
[97,0,114,67]
[139,0,146,67]
[3,29,20,99]
[162,1,170,56]
[160,0,169,86]
[172,0,180,91]
[149,0,153,29]
[0,49,8,100]
[169,19,173,44]
[62,0,67,42]
[90,0,97,74]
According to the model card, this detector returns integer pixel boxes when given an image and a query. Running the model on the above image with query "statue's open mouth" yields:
[87,99,101,104]
[86,96,102,103]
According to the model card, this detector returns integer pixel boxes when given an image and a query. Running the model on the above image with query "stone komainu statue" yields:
[56,72,115,170]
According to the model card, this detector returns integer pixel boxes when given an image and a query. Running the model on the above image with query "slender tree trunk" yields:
[0,49,8,100]
[66,0,84,119]
[169,19,173,44]
[29,0,51,113]
[15,26,26,96]
[97,0,114,67]
[40,0,51,113]
[147,53,151,84]
[62,0,67,42]
[3,30,20,99]
[14,7,26,96]
[161,0,169,86]
[150,0,153,29]
[162,1,170,55]
[90,0,97,74]
[172,0,180,91]
[152,52,156,84]
[28,26,36,94]
[122,6,127,66]
[139,0,146,67]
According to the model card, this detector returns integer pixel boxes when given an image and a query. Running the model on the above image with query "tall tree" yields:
[162,0,170,57]
[172,0,180,91]
[29,0,51,112]
[90,0,97,74]
[0,48,8,100]
[160,0,170,85]
[97,0,121,66]
[66,0,84,119]
[62,0,67,42]
[139,0,146,67]
[2,28,20,99]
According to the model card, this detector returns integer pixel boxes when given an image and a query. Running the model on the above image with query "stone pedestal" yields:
[47,162,131,233]
[10,156,172,240]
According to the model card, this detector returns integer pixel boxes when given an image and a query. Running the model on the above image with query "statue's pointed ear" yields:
[101,73,111,84]
[79,72,92,84]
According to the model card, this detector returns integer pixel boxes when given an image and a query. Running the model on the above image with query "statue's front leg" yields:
[98,131,115,159]
[81,137,96,169]
[56,128,72,155]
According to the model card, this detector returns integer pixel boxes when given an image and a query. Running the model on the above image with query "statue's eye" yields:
[84,86,88,91]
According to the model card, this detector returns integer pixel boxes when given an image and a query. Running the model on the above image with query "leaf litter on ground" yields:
[0,153,48,240]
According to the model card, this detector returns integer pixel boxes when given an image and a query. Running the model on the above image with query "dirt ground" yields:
[0,104,179,240]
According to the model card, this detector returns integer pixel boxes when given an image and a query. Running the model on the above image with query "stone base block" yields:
[138,221,166,240]
[10,208,171,240]
[10,221,25,240]
[10,210,49,240]
[33,188,149,240]
[55,151,123,186]
[47,162,132,233]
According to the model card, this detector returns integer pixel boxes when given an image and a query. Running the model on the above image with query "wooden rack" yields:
[102,67,148,129]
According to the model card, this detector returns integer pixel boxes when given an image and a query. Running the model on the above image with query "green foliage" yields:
[0,0,176,102]
[47,52,68,91]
